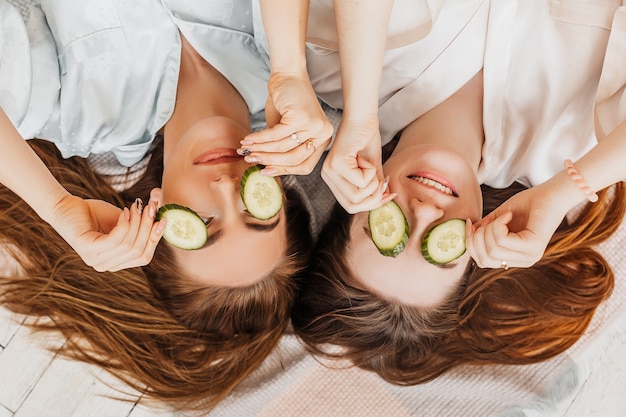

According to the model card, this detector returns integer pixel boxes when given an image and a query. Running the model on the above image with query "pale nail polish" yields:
[261,168,278,176]
[155,218,167,234]
[381,193,397,204]
[245,155,260,163]
[381,176,390,193]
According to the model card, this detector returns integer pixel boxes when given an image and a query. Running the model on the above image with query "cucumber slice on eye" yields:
[240,164,283,220]
[368,200,409,257]
[155,204,208,250]
[421,218,466,265]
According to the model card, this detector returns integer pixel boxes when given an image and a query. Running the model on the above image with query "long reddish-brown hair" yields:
[0,139,312,410]
[292,180,625,385]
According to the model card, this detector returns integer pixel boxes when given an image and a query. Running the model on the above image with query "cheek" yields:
[161,171,204,205]
[471,185,483,219]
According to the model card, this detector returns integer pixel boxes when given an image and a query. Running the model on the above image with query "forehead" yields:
[348,218,468,307]
[171,216,288,287]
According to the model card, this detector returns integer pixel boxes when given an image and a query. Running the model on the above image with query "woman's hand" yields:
[48,192,166,272]
[321,117,394,213]
[466,184,571,269]
[239,72,333,176]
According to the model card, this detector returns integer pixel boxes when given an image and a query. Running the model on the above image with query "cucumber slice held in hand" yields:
[155,204,208,250]
[421,218,467,265]
[368,200,409,257]
[240,164,283,220]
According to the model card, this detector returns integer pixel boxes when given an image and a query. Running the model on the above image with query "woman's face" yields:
[159,116,287,287]
[348,144,482,306]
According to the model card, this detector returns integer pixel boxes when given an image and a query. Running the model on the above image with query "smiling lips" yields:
[408,173,457,196]
[193,148,243,165]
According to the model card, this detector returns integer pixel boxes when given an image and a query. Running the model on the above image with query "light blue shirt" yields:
[0,0,270,167]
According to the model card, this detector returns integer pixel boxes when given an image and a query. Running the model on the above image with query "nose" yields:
[209,172,240,195]
[407,197,444,233]
[207,173,242,213]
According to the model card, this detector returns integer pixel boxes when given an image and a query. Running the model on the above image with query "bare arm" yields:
[0,107,69,223]
[333,0,393,121]
[241,0,333,176]
[259,0,308,75]
[321,0,395,213]
[558,118,626,202]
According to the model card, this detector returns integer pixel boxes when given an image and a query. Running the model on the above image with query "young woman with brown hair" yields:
[0,0,320,410]
[290,0,626,385]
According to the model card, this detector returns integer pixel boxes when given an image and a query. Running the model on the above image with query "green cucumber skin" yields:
[240,164,283,220]
[155,203,194,222]
[380,231,408,258]
[155,204,208,251]
[421,219,466,265]
[368,201,409,258]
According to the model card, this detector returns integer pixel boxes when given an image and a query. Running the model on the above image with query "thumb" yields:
[355,154,379,184]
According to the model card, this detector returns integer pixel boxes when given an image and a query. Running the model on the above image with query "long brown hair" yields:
[292,180,625,385]
[0,139,312,410]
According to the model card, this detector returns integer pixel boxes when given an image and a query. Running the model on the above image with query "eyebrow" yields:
[198,216,281,249]
[245,216,281,232]
[199,229,224,249]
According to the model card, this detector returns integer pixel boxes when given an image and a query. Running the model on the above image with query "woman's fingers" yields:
[467,213,541,269]
[241,137,330,176]
[90,198,165,271]
[322,169,393,213]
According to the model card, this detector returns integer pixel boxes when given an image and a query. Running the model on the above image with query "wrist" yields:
[541,170,589,217]
[268,68,310,88]
[269,54,307,76]
[38,187,73,225]
[341,109,380,127]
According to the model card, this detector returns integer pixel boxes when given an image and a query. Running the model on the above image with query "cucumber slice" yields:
[421,218,466,265]
[240,165,283,220]
[368,200,409,257]
[155,204,208,250]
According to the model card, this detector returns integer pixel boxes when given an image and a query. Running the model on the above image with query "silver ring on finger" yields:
[305,138,315,151]
[291,133,301,144]
[501,259,509,270]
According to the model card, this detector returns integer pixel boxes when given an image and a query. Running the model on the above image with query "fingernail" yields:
[149,201,157,218]
[261,168,278,176]
[237,148,251,156]
[381,176,390,193]
[240,139,253,146]
[381,193,397,204]
[245,155,260,163]
[123,207,131,221]
[466,218,472,237]
[135,198,144,214]
[155,218,167,234]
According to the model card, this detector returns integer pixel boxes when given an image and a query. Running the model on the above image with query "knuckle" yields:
[130,246,144,258]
